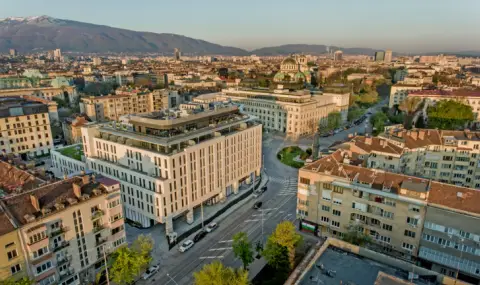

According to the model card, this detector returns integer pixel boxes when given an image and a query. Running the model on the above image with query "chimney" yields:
[82,174,90,185]
[73,183,82,198]
[411,131,418,140]
[30,195,40,212]
[365,137,372,145]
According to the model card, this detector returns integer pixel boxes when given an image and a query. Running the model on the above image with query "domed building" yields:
[273,55,313,84]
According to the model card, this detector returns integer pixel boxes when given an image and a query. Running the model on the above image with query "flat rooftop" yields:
[298,248,432,285]
[56,144,84,161]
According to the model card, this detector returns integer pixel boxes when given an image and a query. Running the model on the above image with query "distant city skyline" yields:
[1,0,480,53]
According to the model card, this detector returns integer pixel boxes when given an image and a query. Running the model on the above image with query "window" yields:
[36,261,52,275]
[333,186,344,194]
[7,249,18,260]
[407,217,419,226]
[333,198,342,205]
[298,209,308,216]
[29,231,47,244]
[33,246,49,259]
[408,205,420,212]
[382,224,393,231]
[321,216,329,223]
[321,205,330,212]
[404,230,416,238]
[331,221,340,228]
[10,264,21,275]
[333,209,341,216]
[323,183,332,190]
[299,177,310,184]
[402,242,414,251]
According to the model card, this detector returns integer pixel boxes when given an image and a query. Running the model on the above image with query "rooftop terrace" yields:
[57,144,84,161]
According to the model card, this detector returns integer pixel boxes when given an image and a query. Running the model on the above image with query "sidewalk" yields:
[125,171,270,264]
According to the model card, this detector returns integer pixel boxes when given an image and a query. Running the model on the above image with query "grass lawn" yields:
[277,146,307,168]
[59,145,84,161]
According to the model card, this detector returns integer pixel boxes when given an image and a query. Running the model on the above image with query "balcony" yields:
[49,226,69,238]
[93,224,106,233]
[53,241,70,252]
[96,237,108,247]
[91,209,104,220]
[57,254,72,266]
[59,268,75,283]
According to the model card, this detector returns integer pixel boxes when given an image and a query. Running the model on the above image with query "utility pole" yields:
[103,245,110,285]
[201,202,204,229]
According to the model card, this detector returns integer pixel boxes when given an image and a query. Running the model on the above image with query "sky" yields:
[1,0,480,53]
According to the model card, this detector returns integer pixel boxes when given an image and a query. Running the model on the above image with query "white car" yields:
[205,222,218,233]
[179,240,194,252]
[142,264,160,280]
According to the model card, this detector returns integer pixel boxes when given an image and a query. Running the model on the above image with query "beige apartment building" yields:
[195,87,349,139]
[80,89,174,122]
[0,96,55,159]
[0,212,28,282]
[0,172,126,285]
[388,83,424,107]
[81,103,262,230]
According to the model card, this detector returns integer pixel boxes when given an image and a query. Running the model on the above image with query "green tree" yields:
[110,246,148,285]
[342,223,372,246]
[327,111,342,131]
[347,107,365,122]
[193,261,248,285]
[131,234,154,269]
[265,221,302,269]
[415,115,426,128]
[371,112,389,134]
[52,97,68,108]
[399,97,421,129]
[232,232,254,270]
[427,99,474,130]
[0,277,34,285]
[262,238,291,270]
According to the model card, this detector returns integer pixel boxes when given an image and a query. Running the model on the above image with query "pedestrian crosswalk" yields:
[276,177,298,196]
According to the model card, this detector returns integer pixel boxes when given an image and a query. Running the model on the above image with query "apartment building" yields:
[0,210,27,282]
[81,103,262,230]
[62,114,91,145]
[388,83,423,107]
[51,144,87,179]
[80,89,169,122]
[297,150,428,260]
[0,97,55,159]
[195,87,349,139]
[419,184,480,284]
[0,173,126,285]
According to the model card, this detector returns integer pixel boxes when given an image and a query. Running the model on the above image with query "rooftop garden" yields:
[58,145,84,161]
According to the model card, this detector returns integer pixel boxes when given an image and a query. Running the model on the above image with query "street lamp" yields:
[166,273,179,285]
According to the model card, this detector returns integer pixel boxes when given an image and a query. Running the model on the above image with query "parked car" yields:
[261,186,267,192]
[253,190,263,198]
[142,264,160,280]
[193,230,207,242]
[253,201,263,209]
[179,240,194,252]
[205,222,218,233]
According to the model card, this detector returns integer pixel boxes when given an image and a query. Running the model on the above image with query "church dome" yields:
[282,57,297,65]
[294,72,306,80]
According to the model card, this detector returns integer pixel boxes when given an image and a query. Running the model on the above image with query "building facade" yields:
[388,84,423,107]
[0,174,126,285]
[81,103,262,230]
[51,144,87,179]
[0,97,55,159]
[273,55,313,84]
[0,213,27,282]
[197,88,349,138]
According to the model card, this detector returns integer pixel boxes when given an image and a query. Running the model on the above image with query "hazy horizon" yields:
[2,0,480,53]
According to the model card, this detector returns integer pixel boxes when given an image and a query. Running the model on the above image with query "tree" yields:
[265,221,302,269]
[427,99,474,130]
[327,111,342,131]
[131,234,154,269]
[52,97,68,108]
[371,112,389,134]
[262,238,290,270]
[193,261,249,285]
[232,232,254,270]
[1,277,34,285]
[342,223,372,246]
[415,114,426,128]
[347,107,365,122]
[110,246,148,285]
[399,97,421,129]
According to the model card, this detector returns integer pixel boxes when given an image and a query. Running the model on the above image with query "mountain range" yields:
[0,16,478,57]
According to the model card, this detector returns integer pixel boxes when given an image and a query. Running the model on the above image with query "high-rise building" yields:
[333,50,343,61]
[174,48,181,60]
[384,50,393,62]
[53,49,62,60]
[0,170,126,285]
[81,103,262,229]
[9,49,17,57]
[375,51,385,62]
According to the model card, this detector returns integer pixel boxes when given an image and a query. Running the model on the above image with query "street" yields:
[134,98,388,285]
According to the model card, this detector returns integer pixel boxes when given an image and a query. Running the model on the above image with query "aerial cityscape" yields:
[0,1,480,285]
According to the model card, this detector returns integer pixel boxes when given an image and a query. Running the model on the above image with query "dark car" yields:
[261,186,267,192]
[193,230,207,242]
[253,201,263,209]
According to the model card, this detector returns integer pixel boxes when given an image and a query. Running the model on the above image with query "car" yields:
[253,190,263,198]
[261,185,267,192]
[179,240,194,252]
[205,222,218,233]
[193,230,207,242]
[142,264,160,280]
[253,201,263,209]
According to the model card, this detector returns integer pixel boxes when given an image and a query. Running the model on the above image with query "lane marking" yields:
[199,256,224,260]
[244,219,260,222]
[209,247,232,251]
[218,240,233,243]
